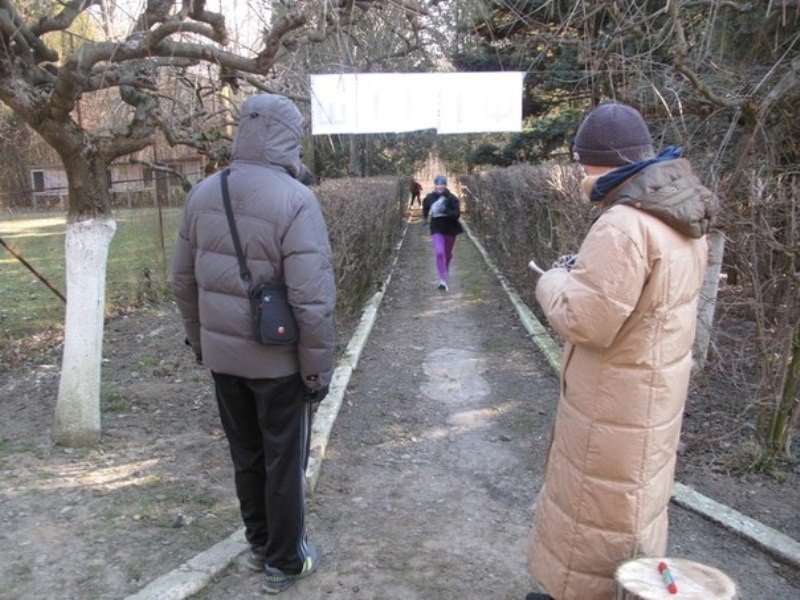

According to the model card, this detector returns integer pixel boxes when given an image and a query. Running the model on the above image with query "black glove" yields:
[303,385,329,404]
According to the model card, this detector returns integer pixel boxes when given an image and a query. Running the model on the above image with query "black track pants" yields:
[212,371,311,573]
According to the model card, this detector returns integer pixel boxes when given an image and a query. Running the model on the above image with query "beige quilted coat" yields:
[528,158,716,599]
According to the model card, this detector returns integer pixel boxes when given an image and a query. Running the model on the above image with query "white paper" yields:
[310,72,524,135]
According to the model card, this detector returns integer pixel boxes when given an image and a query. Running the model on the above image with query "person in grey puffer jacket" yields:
[171,93,335,594]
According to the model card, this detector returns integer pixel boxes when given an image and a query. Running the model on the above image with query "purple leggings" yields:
[432,233,456,282]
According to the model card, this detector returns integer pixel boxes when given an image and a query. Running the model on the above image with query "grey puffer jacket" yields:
[171,94,336,388]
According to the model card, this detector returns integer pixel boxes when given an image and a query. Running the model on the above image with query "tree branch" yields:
[32,0,103,36]
[669,0,746,110]
[0,3,58,62]
[181,0,227,45]
[757,55,800,120]
[143,20,224,48]
[255,10,308,71]
[105,85,162,160]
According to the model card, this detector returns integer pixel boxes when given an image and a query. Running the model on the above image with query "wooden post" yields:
[615,557,738,599]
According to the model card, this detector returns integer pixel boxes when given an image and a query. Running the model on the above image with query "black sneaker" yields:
[262,545,319,594]
[526,593,554,600]
[245,546,266,572]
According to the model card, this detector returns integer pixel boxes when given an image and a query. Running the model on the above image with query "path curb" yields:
[124,529,248,600]
[671,482,800,569]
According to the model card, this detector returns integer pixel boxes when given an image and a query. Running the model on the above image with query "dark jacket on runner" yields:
[422,189,463,236]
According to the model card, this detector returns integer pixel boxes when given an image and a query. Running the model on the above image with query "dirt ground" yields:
[0,212,798,599]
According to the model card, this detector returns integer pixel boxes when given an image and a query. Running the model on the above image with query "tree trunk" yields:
[53,217,117,445]
[53,156,116,446]
[770,322,800,456]
[614,557,738,599]
[364,135,375,176]
[349,135,363,176]
[694,229,725,369]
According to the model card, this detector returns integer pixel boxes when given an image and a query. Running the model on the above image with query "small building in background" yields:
[27,152,205,211]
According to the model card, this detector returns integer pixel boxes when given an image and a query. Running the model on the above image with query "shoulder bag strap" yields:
[220,168,252,286]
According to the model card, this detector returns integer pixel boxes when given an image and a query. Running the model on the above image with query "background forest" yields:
[0,2,797,464]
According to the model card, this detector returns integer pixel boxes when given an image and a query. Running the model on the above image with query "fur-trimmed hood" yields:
[582,158,717,239]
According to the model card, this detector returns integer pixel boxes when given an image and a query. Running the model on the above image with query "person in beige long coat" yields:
[526,103,717,600]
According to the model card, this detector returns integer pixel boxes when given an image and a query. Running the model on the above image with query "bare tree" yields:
[273,0,428,176]
[456,0,799,463]
[0,0,424,446]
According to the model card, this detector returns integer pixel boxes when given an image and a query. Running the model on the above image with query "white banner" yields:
[310,72,524,135]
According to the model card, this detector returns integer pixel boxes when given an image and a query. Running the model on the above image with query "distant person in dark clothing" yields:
[422,175,463,291]
[409,178,423,206]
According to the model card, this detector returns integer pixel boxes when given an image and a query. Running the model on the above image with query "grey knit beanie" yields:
[572,102,654,167]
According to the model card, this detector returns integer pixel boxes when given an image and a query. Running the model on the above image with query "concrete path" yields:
[127,215,800,599]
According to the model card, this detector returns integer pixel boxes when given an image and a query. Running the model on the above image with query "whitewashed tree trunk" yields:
[53,217,117,447]
[693,230,726,370]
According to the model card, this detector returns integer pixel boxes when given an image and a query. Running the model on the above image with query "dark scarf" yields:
[590,146,684,203]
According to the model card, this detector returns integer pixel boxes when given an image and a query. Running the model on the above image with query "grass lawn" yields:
[0,208,183,341]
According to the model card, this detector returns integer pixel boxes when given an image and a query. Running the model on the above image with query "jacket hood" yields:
[605,158,717,239]
[231,93,303,178]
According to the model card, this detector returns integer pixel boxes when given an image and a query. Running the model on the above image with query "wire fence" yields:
[1,169,206,214]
